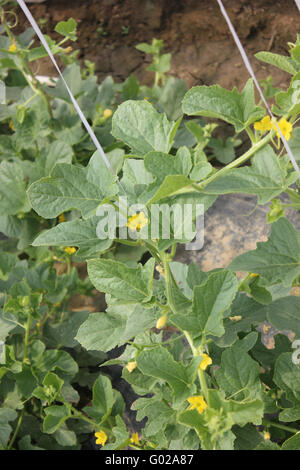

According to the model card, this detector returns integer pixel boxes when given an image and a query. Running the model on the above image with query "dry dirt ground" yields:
[21,0,300,90]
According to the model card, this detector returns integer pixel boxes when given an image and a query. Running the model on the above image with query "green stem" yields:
[23,309,31,362]
[161,252,209,403]
[194,131,273,190]
[262,419,300,434]
[7,408,25,450]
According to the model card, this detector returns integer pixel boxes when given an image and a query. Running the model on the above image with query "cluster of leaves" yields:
[1,1,300,450]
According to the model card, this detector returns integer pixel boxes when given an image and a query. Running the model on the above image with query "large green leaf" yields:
[75,302,157,352]
[273,353,300,422]
[87,258,154,302]
[0,161,30,216]
[43,405,71,434]
[182,79,264,133]
[32,217,112,258]
[28,163,114,219]
[83,375,115,423]
[0,408,17,449]
[265,296,300,337]
[229,218,300,287]
[112,100,180,155]
[171,270,238,338]
[215,344,262,401]
[136,346,196,405]
[22,141,72,185]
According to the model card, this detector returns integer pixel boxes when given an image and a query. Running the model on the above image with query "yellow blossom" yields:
[36,321,41,328]
[263,431,271,440]
[103,109,113,118]
[9,121,15,131]
[273,117,293,141]
[254,115,272,133]
[155,265,165,277]
[95,430,107,446]
[59,213,66,223]
[199,353,212,371]
[130,432,139,445]
[249,273,258,278]
[63,46,73,53]
[156,314,167,329]
[127,212,148,231]
[64,246,76,255]
[187,395,208,414]
[229,315,242,322]
[125,361,137,373]
[9,43,17,53]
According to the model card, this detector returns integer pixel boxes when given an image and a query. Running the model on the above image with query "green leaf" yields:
[84,375,115,423]
[255,51,298,75]
[132,398,175,437]
[43,405,71,434]
[0,408,17,449]
[148,175,192,204]
[112,100,179,155]
[75,302,157,352]
[22,141,72,185]
[265,296,300,337]
[0,161,30,216]
[137,346,195,405]
[53,425,77,447]
[87,258,155,302]
[229,218,300,287]
[28,163,114,219]
[102,416,129,450]
[182,79,264,133]
[171,270,238,338]
[32,217,112,258]
[55,18,77,41]
[203,145,286,204]
[157,77,187,121]
[281,433,300,450]
[273,352,300,421]
[215,344,262,401]
[0,253,18,281]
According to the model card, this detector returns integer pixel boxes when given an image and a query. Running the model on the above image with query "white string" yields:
[294,0,300,12]
[16,0,122,185]
[216,0,300,175]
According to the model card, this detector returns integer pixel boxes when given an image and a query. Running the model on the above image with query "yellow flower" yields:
[64,246,76,255]
[127,212,148,231]
[125,361,137,373]
[199,353,212,371]
[63,46,73,53]
[254,115,272,133]
[9,121,15,131]
[130,432,139,445]
[187,395,208,414]
[9,43,17,53]
[95,430,107,446]
[273,117,293,141]
[58,213,66,223]
[229,315,242,322]
[156,314,167,329]
[263,431,271,441]
[249,273,258,279]
[103,109,113,118]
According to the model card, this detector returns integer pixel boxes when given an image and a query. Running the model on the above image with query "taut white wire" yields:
[16,0,121,184]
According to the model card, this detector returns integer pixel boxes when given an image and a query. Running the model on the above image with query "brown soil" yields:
[20,0,300,90]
